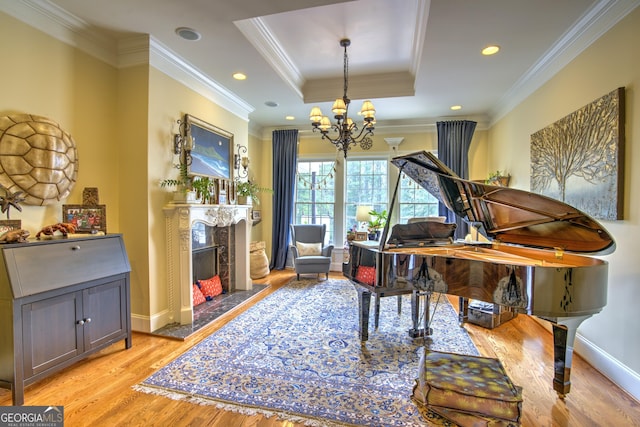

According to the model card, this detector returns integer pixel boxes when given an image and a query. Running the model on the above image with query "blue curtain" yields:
[270,129,298,270]
[437,120,476,239]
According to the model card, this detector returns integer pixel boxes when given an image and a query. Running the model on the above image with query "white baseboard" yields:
[533,317,639,401]
[575,333,640,402]
[131,313,151,333]
[131,309,173,334]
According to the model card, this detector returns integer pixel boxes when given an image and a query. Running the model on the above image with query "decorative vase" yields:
[173,190,200,204]
[237,195,252,205]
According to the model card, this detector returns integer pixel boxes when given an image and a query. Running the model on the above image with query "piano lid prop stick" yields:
[379,161,406,251]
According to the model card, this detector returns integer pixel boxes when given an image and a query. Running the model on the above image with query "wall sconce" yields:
[173,118,193,165]
[234,144,249,178]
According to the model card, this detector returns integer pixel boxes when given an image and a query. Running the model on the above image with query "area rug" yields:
[134,278,479,426]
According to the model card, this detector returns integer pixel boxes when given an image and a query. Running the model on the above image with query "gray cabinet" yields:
[0,234,131,405]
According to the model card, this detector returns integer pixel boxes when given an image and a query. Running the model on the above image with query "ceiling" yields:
[4,0,637,134]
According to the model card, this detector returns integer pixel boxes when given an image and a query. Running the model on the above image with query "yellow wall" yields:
[0,12,120,230]
[117,64,150,319]
[488,7,640,374]
[146,67,249,330]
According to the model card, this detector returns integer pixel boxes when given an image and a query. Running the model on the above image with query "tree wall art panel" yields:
[530,87,625,220]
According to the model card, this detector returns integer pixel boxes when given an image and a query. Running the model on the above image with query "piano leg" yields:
[409,290,433,338]
[458,297,469,324]
[355,287,372,341]
[550,314,592,398]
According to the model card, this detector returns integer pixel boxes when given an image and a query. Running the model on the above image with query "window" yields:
[345,159,388,232]
[398,174,439,224]
[294,160,336,244]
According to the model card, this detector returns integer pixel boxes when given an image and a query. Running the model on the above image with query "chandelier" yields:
[309,39,376,158]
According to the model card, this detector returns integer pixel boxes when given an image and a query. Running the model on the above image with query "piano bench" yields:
[412,350,523,426]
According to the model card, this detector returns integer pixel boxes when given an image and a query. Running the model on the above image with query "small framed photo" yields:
[0,220,21,235]
[62,204,106,233]
[355,231,368,241]
[252,210,261,221]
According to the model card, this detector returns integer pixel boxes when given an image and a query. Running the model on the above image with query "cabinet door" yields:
[22,292,83,378]
[82,279,127,351]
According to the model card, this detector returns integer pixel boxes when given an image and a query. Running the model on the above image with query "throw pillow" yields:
[192,283,206,306]
[198,275,223,299]
[355,265,376,285]
[296,241,322,256]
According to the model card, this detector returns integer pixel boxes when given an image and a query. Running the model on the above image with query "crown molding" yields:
[236,0,429,103]
[1,0,253,122]
[147,37,253,121]
[0,0,117,65]
[490,0,639,126]
[410,0,431,77]
[234,17,304,99]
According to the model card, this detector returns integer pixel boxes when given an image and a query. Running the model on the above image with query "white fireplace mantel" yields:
[164,203,252,325]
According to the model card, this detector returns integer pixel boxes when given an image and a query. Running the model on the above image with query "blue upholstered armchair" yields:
[289,224,333,280]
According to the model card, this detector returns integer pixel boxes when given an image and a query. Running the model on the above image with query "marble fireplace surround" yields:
[164,203,252,326]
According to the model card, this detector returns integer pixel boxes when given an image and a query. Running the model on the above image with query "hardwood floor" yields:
[2,270,639,426]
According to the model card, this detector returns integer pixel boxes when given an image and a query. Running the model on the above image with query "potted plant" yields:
[485,170,510,187]
[191,176,214,204]
[236,180,272,205]
[367,209,387,240]
[160,163,200,203]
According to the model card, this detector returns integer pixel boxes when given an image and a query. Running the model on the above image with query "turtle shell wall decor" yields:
[0,114,78,205]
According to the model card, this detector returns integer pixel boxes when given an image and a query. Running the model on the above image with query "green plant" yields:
[191,176,213,203]
[160,162,191,192]
[236,180,273,205]
[485,170,510,186]
[367,209,388,232]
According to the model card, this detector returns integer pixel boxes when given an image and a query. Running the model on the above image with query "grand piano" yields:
[343,151,615,397]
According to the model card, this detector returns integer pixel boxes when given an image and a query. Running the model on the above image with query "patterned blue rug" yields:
[134,278,479,426]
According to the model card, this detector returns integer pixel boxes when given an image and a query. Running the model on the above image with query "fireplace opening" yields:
[157,204,265,338]
[192,245,220,288]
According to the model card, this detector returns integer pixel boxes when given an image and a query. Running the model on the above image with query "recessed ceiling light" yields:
[175,27,201,41]
[233,72,247,80]
[264,101,279,107]
[285,116,295,121]
[482,45,500,56]
[450,105,462,111]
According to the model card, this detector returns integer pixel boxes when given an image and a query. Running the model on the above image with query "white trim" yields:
[490,0,640,125]
[533,316,638,401]
[0,0,118,65]
[131,313,151,334]
[235,17,304,99]
[575,333,640,402]
[148,37,253,122]
[0,0,253,123]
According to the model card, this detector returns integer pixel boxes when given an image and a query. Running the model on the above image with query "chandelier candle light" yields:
[309,39,376,158]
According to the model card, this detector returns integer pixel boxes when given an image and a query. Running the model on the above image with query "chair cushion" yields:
[294,255,331,266]
[296,241,322,256]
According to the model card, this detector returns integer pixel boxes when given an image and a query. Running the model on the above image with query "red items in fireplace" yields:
[198,275,223,300]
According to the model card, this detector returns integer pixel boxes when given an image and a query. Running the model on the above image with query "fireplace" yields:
[164,204,252,326]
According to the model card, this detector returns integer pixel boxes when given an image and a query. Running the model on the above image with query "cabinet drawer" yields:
[3,236,130,297]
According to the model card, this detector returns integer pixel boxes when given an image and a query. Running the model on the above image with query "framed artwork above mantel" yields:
[185,114,233,180]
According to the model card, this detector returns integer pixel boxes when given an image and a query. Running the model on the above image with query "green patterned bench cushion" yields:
[412,351,523,425]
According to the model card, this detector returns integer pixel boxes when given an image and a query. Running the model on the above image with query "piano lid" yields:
[391,151,615,255]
